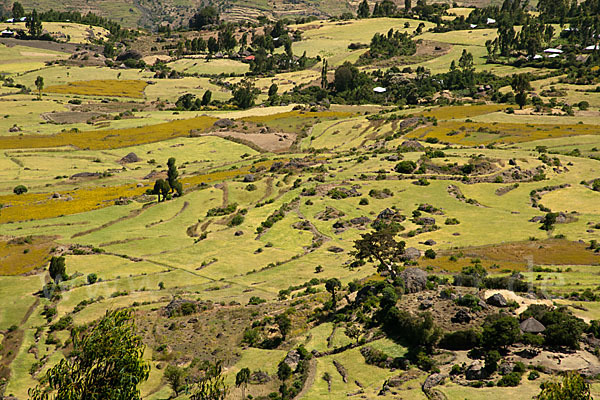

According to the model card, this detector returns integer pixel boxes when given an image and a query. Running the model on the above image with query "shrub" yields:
[13,185,28,195]
[445,218,460,225]
[248,296,266,305]
[440,329,481,350]
[528,370,540,380]
[497,372,521,387]
[424,249,436,259]
[359,198,369,205]
[395,160,417,174]
[87,273,98,284]
[229,214,245,227]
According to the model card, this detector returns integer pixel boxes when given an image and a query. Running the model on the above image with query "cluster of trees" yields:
[175,91,212,110]
[189,6,220,30]
[487,16,555,58]
[151,158,183,201]
[359,28,416,62]
[285,49,513,106]
[8,2,132,41]
[356,0,449,24]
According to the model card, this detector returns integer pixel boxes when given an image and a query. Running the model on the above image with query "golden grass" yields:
[242,110,353,123]
[0,116,217,150]
[448,239,600,266]
[0,236,55,275]
[0,158,286,223]
[406,120,600,145]
[416,104,507,120]
[44,79,148,98]
[0,184,146,224]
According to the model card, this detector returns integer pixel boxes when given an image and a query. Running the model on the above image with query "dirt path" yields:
[0,298,39,397]
[216,183,229,208]
[258,177,274,203]
[71,205,152,239]
[145,201,189,228]
[293,357,317,400]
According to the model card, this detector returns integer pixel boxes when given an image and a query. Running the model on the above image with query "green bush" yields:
[497,372,521,387]
[13,185,28,195]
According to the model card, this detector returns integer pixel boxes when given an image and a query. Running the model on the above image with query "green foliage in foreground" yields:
[538,372,591,400]
[29,309,150,400]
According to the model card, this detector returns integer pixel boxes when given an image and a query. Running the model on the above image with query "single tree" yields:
[352,227,407,279]
[511,73,531,109]
[232,79,259,109]
[26,9,43,37]
[268,83,278,98]
[164,364,187,397]
[325,278,341,309]
[344,324,362,344]
[405,0,412,10]
[49,256,67,283]
[29,309,150,400]
[235,367,251,399]
[201,90,212,106]
[357,0,370,18]
[12,2,25,19]
[275,313,291,340]
[167,157,179,191]
[192,361,228,400]
[87,273,98,284]
[13,184,27,195]
[207,36,219,54]
[321,59,328,89]
[35,75,44,99]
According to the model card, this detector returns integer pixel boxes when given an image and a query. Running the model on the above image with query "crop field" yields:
[168,58,250,75]
[0,43,69,73]
[3,22,110,43]
[44,79,149,98]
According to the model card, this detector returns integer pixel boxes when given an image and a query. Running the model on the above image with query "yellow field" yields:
[0,158,283,223]
[4,22,109,43]
[44,79,149,98]
[406,120,600,145]
[0,236,55,275]
[0,115,217,150]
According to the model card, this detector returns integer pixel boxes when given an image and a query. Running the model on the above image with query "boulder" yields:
[327,246,344,253]
[424,239,436,246]
[400,268,428,293]
[71,172,101,179]
[422,373,446,391]
[213,118,234,128]
[404,247,421,260]
[486,293,508,307]
[399,139,424,151]
[465,360,487,380]
[120,152,141,163]
[234,230,244,236]
[8,125,21,132]
[452,309,472,324]
[243,174,255,182]
[417,217,436,225]
[419,299,433,310]
[283,350,300,371]
[498,363,514,375]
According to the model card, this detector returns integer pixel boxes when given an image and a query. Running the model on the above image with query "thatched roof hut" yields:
[520,317,545,333]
